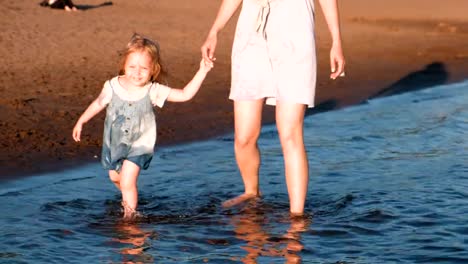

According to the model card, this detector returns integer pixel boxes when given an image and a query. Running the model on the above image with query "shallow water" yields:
[1,81,468,263]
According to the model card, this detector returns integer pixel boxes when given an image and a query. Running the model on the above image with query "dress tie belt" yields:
[254,0,272,39]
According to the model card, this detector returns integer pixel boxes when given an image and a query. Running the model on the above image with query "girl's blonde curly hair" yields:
[118,33,167,83]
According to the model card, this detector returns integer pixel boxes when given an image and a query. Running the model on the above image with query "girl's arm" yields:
[72,85,111,141]
[201,0,243,62]
[166,59,213,102]
[318,0,345,79]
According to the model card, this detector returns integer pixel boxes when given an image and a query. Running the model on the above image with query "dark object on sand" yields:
[39,0,78,11]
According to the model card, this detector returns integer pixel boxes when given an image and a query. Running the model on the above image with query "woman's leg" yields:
[223,99,264,207]
[276,102,308,215]
[119,160,141,218]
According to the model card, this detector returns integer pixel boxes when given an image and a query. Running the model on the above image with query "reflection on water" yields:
[112,222,155,263]
[1,80,468,263]
[229,202,310,264]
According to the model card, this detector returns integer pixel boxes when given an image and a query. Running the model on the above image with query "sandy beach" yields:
[1,0,467,179]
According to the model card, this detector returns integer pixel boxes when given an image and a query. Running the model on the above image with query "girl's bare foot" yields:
[122,201,138,220]
[222,193,260,208]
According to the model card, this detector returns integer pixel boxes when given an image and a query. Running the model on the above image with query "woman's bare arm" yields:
[201,0,243,62]
[318,0,345,79]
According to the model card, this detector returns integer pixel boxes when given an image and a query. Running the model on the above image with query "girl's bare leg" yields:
[276,102,308,215]
[223,100,264,208]
[109,170,122,190]
[119,160,141,219]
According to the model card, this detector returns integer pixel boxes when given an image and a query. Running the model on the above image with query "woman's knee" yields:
[235,132,259,150]
[278,127,304,148]
[276,103,306,147]
[233,100,263,150]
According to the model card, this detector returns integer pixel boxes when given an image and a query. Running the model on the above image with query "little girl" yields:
[72,34,213,219]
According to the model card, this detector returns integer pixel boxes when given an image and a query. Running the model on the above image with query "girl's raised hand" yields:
[200,58,214,73]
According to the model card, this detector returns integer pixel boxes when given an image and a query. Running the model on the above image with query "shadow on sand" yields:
[76,1,113,10]
[371,62,449,99]
[306,61,449,117]
[306,99,338,116]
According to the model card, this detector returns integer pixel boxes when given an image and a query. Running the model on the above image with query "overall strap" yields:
[108,79,116,94]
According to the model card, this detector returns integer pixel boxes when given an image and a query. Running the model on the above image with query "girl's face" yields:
[124,50,154,87]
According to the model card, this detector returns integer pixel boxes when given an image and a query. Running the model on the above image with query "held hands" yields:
[330,43,346,80]
[201,33,217,64]
[199,58,214,74]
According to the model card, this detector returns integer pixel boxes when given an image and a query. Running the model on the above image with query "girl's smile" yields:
[123,51,153,88]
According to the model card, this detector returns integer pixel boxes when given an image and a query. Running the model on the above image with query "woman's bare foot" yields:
[222,193,260,208]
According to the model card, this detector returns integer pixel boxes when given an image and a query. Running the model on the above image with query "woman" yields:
[201,0,345,215]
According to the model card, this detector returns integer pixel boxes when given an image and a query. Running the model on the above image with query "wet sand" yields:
[1,0,467,179]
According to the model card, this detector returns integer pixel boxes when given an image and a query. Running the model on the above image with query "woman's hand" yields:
[201,33,218,64]
[72,123,83,142]
[330,43,345,80]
